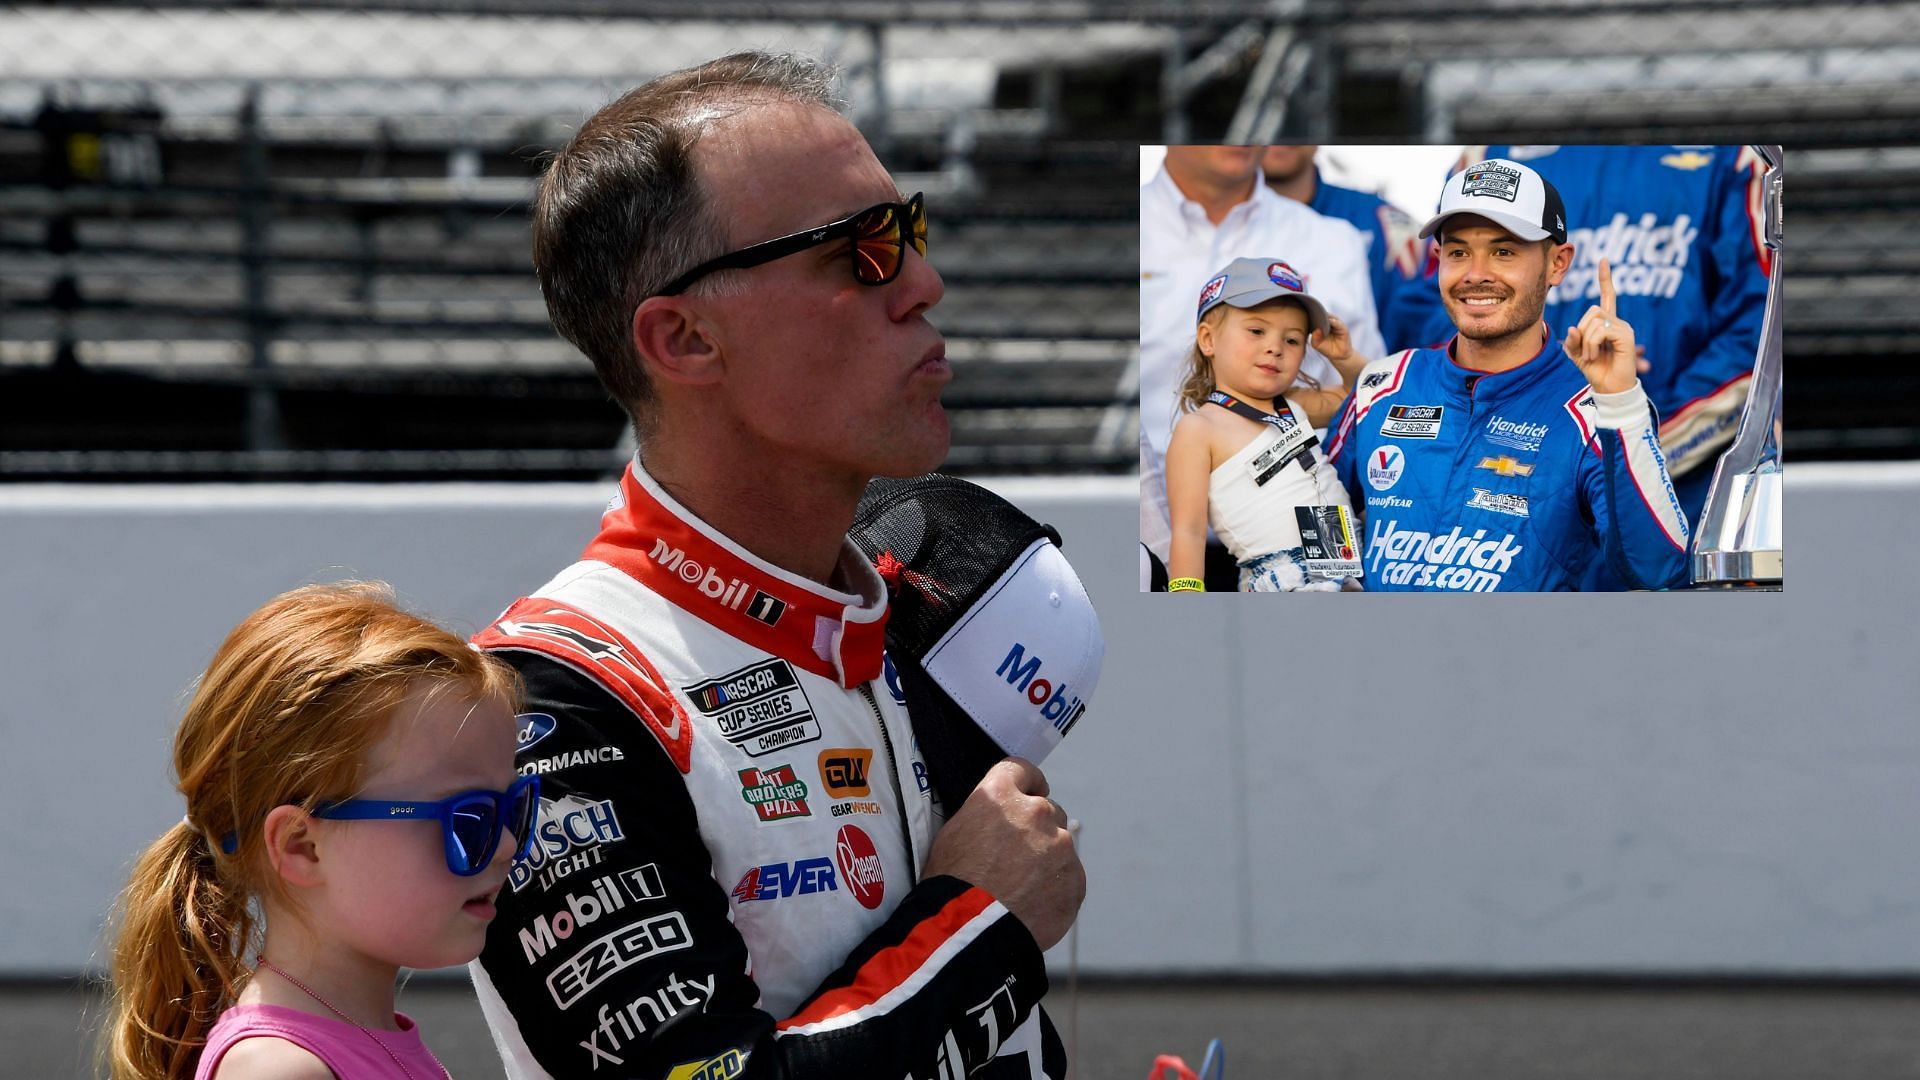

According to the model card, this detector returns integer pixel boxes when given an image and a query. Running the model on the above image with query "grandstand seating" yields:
[2,2,1916,477]
[0,77,1140,479]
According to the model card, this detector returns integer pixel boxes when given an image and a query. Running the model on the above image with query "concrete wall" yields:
[2,464,1915,976]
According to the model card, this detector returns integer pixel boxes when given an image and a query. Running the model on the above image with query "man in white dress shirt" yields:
[1139,145,1383,572]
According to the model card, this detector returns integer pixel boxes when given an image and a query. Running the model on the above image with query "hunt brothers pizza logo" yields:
[738,764,811,823]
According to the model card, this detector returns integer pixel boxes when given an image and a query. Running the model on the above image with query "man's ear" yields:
[262,804,325,889]
[1546,241,1575,287]
[632,296,724,387]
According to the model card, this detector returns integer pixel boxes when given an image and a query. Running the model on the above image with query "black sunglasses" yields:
[658,192,926,296]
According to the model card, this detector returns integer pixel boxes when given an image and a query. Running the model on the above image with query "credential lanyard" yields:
[1205,391,1317,478]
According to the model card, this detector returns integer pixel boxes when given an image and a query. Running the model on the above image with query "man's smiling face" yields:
[1436,215,1573,349]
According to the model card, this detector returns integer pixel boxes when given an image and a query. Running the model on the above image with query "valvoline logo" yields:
[995,643,1086,737]
[517,712,557,753]
[1366,445,1405,491]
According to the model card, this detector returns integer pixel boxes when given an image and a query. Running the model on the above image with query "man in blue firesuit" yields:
[1326,157,1693,591]
[1412,145,1770,538]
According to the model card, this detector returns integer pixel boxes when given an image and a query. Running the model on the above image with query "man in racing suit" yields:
[1325,157,1692,591]
[468,53,1082,1078]
[1417,145,1770,529]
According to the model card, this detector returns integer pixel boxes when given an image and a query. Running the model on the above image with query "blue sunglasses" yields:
[308,774,541,877]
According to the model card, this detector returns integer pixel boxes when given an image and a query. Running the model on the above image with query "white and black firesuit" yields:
[469,461,1063,1079]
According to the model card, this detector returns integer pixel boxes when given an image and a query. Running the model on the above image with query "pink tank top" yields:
[194,1003,448,1080]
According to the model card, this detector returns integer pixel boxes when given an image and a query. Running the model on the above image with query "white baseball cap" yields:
[1419,157,1568,245]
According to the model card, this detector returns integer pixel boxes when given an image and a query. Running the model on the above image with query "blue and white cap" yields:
[1420,157,1568,245]
[1195,256,1332,333]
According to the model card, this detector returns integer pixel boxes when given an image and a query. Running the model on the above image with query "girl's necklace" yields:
[253,955,448,1080]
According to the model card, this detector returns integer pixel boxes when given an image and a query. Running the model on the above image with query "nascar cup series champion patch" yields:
[849,475,1104,815]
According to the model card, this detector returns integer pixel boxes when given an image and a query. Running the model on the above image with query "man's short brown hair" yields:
[531,52,838,425]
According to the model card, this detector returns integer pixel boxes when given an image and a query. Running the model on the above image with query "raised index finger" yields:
[1597,256,1616,318]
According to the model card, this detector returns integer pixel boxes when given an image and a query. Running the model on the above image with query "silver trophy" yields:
[1691,145,1784,589]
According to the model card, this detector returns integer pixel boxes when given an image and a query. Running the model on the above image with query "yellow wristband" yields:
[1167,577,1205,592]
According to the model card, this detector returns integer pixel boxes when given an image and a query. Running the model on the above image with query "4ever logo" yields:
[732,857,837,903]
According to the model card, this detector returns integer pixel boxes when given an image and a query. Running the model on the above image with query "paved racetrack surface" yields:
[23,977,1920,1079]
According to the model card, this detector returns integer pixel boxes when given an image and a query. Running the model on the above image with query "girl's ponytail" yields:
[98,581,517,1080]
[105,821,256,1080]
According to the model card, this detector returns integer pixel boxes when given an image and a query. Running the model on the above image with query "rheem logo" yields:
[835,825,885,910]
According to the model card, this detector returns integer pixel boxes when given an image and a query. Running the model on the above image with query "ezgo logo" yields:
[1366,445,1405,491]
[995,643,1086,736]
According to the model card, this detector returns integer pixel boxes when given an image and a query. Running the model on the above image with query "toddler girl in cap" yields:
[1163,257,1363,592]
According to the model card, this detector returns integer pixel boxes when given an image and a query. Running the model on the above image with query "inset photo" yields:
[1139,144,1781,593]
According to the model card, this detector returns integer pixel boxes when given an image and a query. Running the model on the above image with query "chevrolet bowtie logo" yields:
[1661,150,1713,171]
[1476,455,1534,477]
